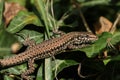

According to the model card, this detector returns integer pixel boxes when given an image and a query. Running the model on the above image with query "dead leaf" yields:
[3,2,26,26]
[94,16,113,34]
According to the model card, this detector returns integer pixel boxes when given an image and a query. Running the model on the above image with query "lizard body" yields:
[0,32,98,80]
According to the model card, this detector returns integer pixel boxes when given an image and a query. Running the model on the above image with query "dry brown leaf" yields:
[3,2,26,26]
[94,16,113,34]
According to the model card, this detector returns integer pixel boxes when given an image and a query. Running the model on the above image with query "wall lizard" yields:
[0,32,98,80]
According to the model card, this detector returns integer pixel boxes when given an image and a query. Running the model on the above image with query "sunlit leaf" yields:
[110,31,120,45]
[7,11,43,33]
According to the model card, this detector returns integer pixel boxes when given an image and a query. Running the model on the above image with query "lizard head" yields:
[73,32,98,45]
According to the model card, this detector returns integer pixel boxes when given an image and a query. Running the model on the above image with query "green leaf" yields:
[81,0,110,7]
[34,0,54,32]
[52,59,78,78]
[1,63,27,80]
[7,11,43,33]
[80,32,112,57]
[2,64,27,74]
[34,0,53,80]
[17,29,44,44]
[0,0,4,25]
[4,75,13,80]
[2,67,21,75]
[5,0,26,6]
[110,31,120,45]
[0,29,18,56]
[103,58,111,65]
[36,64,43,80]
[103,31,120,61]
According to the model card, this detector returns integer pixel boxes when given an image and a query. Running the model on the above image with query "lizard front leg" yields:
[16,33,36,48]
[23,37,36,48]
[51,30,66,38]
[21,58,35,80]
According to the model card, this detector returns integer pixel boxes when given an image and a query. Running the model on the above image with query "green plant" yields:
[0,0,120,80]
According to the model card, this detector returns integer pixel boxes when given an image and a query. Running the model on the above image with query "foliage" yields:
[0,0,120,80]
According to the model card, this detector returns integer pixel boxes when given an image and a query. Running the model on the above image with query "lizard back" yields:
[0,32,97,67]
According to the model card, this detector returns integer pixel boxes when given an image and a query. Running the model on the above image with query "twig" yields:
[77,63,98,78]
[71,0,92,32]
[77,63,86,78]
[79,10,92,32]
[110,14,120,34]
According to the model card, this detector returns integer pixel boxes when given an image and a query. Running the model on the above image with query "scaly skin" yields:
[0,32,98,80]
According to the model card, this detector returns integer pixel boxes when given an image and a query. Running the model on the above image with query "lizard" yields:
[0,32,98,80]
